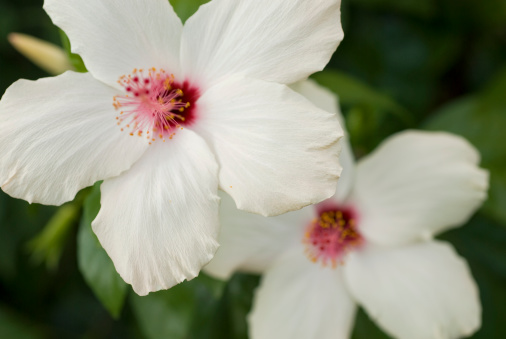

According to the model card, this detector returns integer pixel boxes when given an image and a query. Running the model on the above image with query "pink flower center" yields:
[113,68,199,144]
[303,204,363,268]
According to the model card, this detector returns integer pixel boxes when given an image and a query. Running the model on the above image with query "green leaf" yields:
[58,29,87,73]
[131,272,225,339]
[131,283,195,339]
[131,273,258,339]
[169,0,210,23]
[77,182,128,319]
[200,273,260,339]
[425,66,506,225]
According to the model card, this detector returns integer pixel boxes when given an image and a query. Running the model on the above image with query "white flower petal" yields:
[44,0,182,87]
[351,130,489,246]
[193,76,343,216]
[181,0,343,89]
[344,241,481,339]
[0,71,148,205]
[290,79,355,202]
[250,249,356,339]
[92,129,220,296]
[204,192,314,280]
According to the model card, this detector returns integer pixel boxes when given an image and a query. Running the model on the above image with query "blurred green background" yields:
[0,0,505,338]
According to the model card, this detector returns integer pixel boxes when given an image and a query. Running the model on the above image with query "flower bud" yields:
[8,33,73,75]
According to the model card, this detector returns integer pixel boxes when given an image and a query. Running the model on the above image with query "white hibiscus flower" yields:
[205,80,489,339]
[0,0,345,295]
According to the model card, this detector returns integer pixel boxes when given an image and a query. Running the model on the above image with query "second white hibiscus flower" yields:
[205,80,489,339]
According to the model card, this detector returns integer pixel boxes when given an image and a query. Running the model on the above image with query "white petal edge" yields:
[204,191,315,280]
[181,0,343,89]
[290,79,355,202]
[249,249,357,339]
[192,76,343,217]
[0,71,148,205]
[351,130,489,246]
[44,0,183,88]
[344,241,481,339]
[92,129,220,296]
